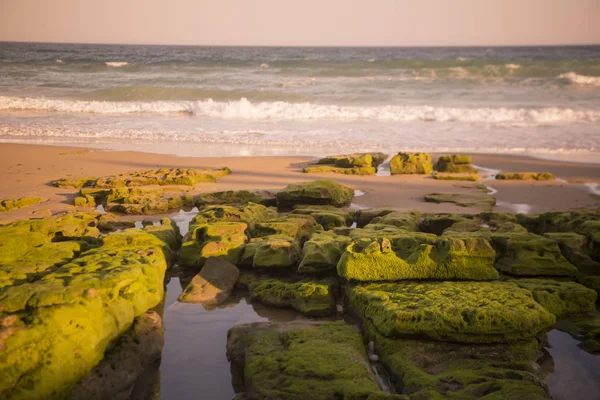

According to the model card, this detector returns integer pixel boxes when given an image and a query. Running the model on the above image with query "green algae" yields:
[298,231,352,274]
[248,277,338,316]
[276,180,355,209]
[179,222,248,269]
[73,195,95,207]
[554,311,600,354]
[240,235,301,269]
[186,203,278,237]
[390,152,433,175]
[303,164,377,175]
[347,281,556,344]
[424,193,496,211]
[544,232,600,275]
[195,190,275,207]
[95,167,231,188]
[0,197,46,212]
[226,321,383,400]
[104,187,184,215]
[495,172,555,181]
[437,155,478,174]
[291,205,354,230]
[337,235,498,282]
[508,278,597,317]
[52,177,97,189]
[370,211,421,231]
[433,173,479,182]
[304,152,387,175]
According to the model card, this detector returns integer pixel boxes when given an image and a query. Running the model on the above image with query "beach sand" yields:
[0,143,599,223]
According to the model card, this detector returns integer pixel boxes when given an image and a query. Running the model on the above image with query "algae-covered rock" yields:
[554,312,600,354]
[96,214,136,232]
[496,172,555,181]
[390,152,433,175]
[433,172,479,181]
[68,310,164,400]
[491,233,578,277]
[276,180,355,209]
[303,164,376,175]
[347,281,555,343]
[509,278,597,317]
[291,205,354,230]
[142,218,182,255]
[247,277,338,316]
[356,207,398,228]
[298,231,352,274]
[420,213,471,235]
[0,197,46,212]
[364,321,551,399]
[105,187,183,215]
[226,321,383,399]
[0,228,168,400]
[95,167,231,188]
[370,211,421,231]
[424,192,496,211]
[576,275,600,302]
[240,235,301,269]
[304,152,388,175]
[187,203,278,236]
[178,257,240,305]
[544,232,600,275]
[73,195,96,207]
[437,155,478,174]
[179,222,248,269]
[337,235,498,282]
[52,177,97,189]
[195,189,275,207]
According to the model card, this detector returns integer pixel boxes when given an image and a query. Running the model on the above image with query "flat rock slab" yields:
[276,180,355,209]
[347,281,556,344]
[178,257,240,306]
[226,321,388,400]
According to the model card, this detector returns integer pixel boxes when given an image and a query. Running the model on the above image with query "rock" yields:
[304,153,388,175]
[364,320,551,399]
[303,164,376,175]
[337,235,498,281]
[291,205,354,230]
[178,257,240,305]
[347,281,555,343]
[544,232,600,275]
[240,235,301,269]
[52,177,97,189]
[73,195,95,207]
[433,172,479,181]
[436,155,478,174]
[94,167,231,188]
[97,214,136,232]
[276,180,355,209]
[420,213,471,235]
[554,311,600,354]
[496,172,555,181]
[424,192,496,211]
[104,187,184,215]
[368,354,379,362]
[509,278,597,317]
[179,222,248,269]
[226,321,384,399]
[68,310,164,400]
[576,275,600,302]
[491,233,578,277]
[356,207,398,228]
[143,218,182,256]
[186,203,278,236]
[298,231,352,273]
[0,197,46,212]
[195,190,275,207]
[369,211,421,231]
[389,152,433,175]
[247,277,337,316]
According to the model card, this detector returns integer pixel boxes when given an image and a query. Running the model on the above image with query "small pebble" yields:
[369,354,379,362]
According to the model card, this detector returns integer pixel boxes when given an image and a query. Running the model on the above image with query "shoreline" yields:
[0,142,599,223]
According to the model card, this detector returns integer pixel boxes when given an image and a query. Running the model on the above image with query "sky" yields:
[1,0,599,46]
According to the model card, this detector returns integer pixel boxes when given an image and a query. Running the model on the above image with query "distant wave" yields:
[1,96,599,124]
[558,72,600,86]
[505,64,521,69]
[105,61,129,67]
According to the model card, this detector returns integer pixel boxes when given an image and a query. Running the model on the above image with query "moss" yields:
[52,177,97,189]
[248,277,338,316]
[544,232,600,275]
[226,321,382,399]
[73,195,95,207]
[495,172,555,181]
[554,312,600,354]
[317,152,388,168]
[424,193,496,211]
[240,235,301,269]
[433,173,479,182]
[104,187,183,215]
[187,203,278,237]
[303,164,377,175]
[349,225,427,242]
[96,214,136,232]
[195,190,275,207]
[508,278,597,316]
[142,218,182,255]
[337,235,498,282]
[94,167,231,188]
[437,155,478,174]
[370,212,421,231]
[363,321,550,399]
[276,180,355,209]
[347,281,555,343]
[298,231,352,274]
[292,205,354,230]
[491,233,578,277]
[0,197,46,212]
[180,222,248,269]
[356,208,398,228]
[390,152,433,175]
[576,275,600,301]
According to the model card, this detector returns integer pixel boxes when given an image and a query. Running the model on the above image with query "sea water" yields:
[0,43,599,160]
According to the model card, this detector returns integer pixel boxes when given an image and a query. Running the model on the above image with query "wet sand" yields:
[0,143,599,223]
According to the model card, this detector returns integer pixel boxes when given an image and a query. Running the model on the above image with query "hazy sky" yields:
[1,0,599,46]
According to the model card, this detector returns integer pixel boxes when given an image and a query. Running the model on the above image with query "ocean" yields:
[1,42,599,160]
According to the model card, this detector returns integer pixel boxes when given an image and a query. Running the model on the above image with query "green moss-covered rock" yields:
[576,275,600,301]
[96,214,136,232]
[491,233,578,277]
[187,203,278,237]
[195,190,275,207]
[104,187,183,215]
[304,153,388,175]
[433,172,479,181]
[337,235,498,281]
[298,231,352,274]
[346,224,414,241]
[276,180,355,209]
[303,164,377,175]
[95,167,231,188]
[226,321,383,399]
[347,281,555,343]
[52,177,97,189]
[364,321,550,399]
[508,278,597,316]
[0,228,168,400]
[291,205,354,230]
[437,155,478,174]
[248,277,338,316]
[370,211,421,231]
[495,172,555,181]
[73,195,95,207]
[241,235,301,269]
[424,192,496,211]
[420,213,471,235]
[544,232,600,275]
[179,222,248,269]
[390,152,433,175]
[0,197,46,212]
[356,208,398,228]
[554,312,600,354]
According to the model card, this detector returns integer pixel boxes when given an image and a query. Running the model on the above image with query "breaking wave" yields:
[1,96,599,124]
[558,72,600,86]
[105,61,129,67]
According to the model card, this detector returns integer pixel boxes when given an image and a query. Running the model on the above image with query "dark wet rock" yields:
[544,232,600,275]
[0,197,47,212]
[276,180,355,209]
[389,152,433,175]
[554,311,600,354]
[178,257,240,305]
[304,152,388,175]
[96,214,136,232]
[347,281,555,344]
[298,231,352,274]
[369,211,421,231]
[356,207,399,228]
[424,192,496,211]
[496,172,555,181]
[226,321,386,399]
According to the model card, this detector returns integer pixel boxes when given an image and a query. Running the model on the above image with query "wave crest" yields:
[105,61,129,67]
[558,72,600,86]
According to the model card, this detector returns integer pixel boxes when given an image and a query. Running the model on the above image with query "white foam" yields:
[260,63,269,69]
[473,165,501,180]
[1,96,599,124]
[505,64,521,69]
[485,185,498,195]
[105,61,129,67]
[558,72,600,87]
[584,183,600,196]
[55,59,64,64]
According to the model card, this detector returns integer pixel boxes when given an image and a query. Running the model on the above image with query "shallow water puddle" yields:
[376,155,393,177]
[545,330,600,400]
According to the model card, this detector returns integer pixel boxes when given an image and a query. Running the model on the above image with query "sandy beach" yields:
[0,143,598,223]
